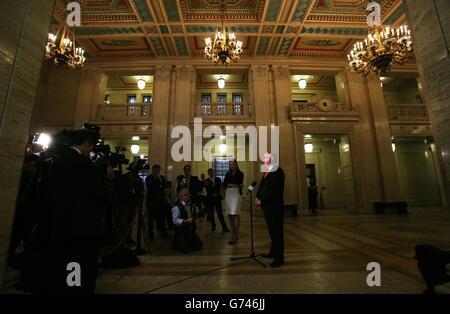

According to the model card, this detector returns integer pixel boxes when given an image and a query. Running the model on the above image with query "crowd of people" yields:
[6,127,287,293]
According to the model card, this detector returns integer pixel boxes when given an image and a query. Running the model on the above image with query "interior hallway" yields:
[91,209,450,294]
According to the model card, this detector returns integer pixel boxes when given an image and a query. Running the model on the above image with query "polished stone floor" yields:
[95,208,450,294]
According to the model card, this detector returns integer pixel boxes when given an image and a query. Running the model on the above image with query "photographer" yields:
[46,129,106,293]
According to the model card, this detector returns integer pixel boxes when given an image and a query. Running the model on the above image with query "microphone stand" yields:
[230,188,266,268]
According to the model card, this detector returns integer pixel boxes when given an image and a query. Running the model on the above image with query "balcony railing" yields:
[96,103,152,122]
[387,104,429,122]
[194,102,252,118]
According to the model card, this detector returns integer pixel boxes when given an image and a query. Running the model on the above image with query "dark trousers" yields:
[415,244,450,290]
[172,230,203,254]
[263,206,284,262]
[207,196,227,230]
[147,203,169,237]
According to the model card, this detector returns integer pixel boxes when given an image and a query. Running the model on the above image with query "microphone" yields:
[245,181,257,196]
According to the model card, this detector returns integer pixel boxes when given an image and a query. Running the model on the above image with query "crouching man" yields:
[171,188,203,254]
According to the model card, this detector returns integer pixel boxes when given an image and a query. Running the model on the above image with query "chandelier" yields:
[347,1,413,75]
[204,0,243,66]
[45,25,86,69]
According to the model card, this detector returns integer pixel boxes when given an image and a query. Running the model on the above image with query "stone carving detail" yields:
[252,66,267,79]
[274,66,291,79]
[177,66,193,81]
[290,98,349,113]
[154,66,171,81]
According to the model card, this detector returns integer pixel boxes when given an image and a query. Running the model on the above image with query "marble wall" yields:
[0,0,54,290]
[404,0,450,210]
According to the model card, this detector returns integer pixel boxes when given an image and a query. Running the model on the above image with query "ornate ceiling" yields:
[51,0,407,62]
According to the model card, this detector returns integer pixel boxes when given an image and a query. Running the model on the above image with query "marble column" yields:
[366,73,401,202]
[272,66,299,206]
[150,66,172,173]
[345,69,383,209]
[0,0,54,290]
[404,0,450,210]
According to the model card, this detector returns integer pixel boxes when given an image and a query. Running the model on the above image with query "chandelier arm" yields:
[72,27,76,55]
[54,25,63,43]
[59,25,67,49]
[221,0,226,50]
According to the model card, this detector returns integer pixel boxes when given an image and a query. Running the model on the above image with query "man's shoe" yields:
[270,260,284,268]
[261,253,274,258]
[211,227,216,232]
[222,228,230,233]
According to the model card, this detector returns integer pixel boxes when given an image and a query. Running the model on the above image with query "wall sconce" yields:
[298,79,307,89]
[304,143,313,153]
[219,144,227,154]
[131,144,140,155]
[218,77,225,89]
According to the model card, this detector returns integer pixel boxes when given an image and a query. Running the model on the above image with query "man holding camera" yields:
[47,129,106,293]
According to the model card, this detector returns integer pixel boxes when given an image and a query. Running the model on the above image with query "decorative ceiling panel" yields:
[91,37,150,51]
[49,0,408,61]
[134,0,153,22]
[180,0,265,22]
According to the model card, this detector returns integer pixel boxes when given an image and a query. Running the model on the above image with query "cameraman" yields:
[46,129,106,293]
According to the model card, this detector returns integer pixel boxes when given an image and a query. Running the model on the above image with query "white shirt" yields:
[172,200,191,226]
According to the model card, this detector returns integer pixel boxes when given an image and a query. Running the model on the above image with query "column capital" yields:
[176,65,193,81]
[273,65,291,79]
[251,65,270,80]
[154,66,172,81]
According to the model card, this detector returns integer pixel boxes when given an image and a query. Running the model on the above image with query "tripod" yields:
[230,189,266,268]
[135,206,151,256]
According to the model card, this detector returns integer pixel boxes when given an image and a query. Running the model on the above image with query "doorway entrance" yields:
[392,136,442,206]
[303,134,356,210]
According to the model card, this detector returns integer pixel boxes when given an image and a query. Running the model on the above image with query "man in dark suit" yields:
[146,165,170,238]
[47,129,106,293]
[176,165,203,210]
[256,153,285,268]
[204,168,230,233]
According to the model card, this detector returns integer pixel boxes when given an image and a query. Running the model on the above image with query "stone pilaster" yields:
[250,65,273,128]
[74,70,107,128]
[0,0,54,290]
[404,0,450,210]
[151,66,172,173]
[272,65,299,206]
[166,65,194,185]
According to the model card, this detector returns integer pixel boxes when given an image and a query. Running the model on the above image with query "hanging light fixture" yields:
[218,77,226,89]
[204,0,243,66]
[347,1,413,75]
[298,79,307,89]
[137,79,146,90]
[45,24,85,69]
